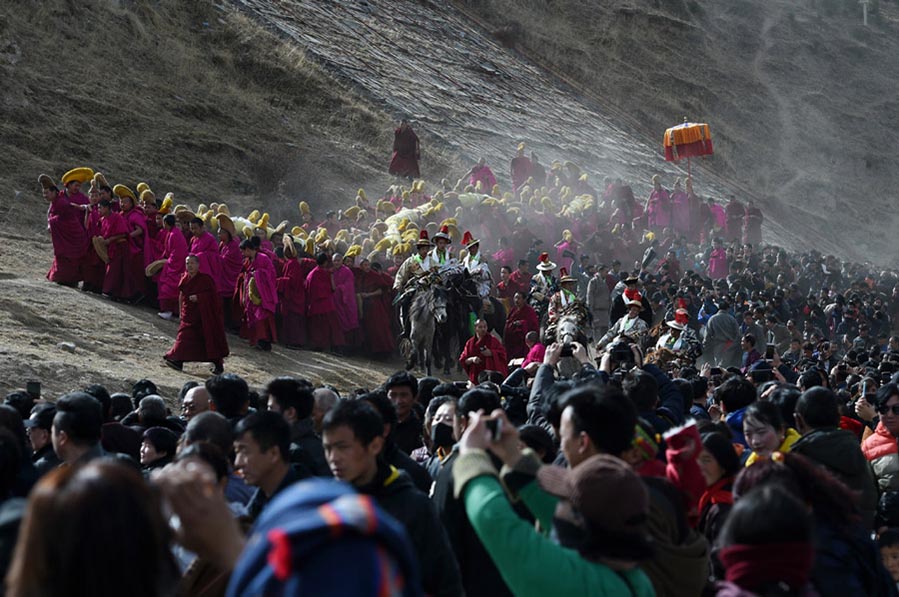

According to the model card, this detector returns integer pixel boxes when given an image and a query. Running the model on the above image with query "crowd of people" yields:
[25,128,899,595]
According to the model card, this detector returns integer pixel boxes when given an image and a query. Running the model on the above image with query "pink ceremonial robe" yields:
[277,257,312,346]
[646,188,671,229]
[157,228,189,311]
[100,212,137,298]
[243,252,278,345]
[510,156,532,193]
[708,248,728,280]
[332,265,359,333]
[503,304,539,360]
[219,238,243,298]
[190,231,225,295]
[46,192,87,285]
[710,204,726,229]
[469,165,497,192]
[670,190,691,235]
[82,206,105,292]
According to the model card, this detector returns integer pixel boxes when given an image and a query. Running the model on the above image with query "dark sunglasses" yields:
[878,404,899,416]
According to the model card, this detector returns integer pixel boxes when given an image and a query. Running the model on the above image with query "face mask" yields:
[430,422,455,449]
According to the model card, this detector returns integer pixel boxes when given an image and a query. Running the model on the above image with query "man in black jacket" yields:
[322,399,462,597]
[792,386,878,527]
[25,404,60,476]
[433,388,516,597]
[264,376,330,478]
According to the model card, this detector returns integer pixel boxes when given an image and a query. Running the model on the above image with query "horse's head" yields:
[432,285,449,324]
[557,315,580,346]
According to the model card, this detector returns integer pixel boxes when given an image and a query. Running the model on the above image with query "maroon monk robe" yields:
[82,205,105,293]
[503,303,539,360]
[277,257,315,347]
[358,269,396,354]
[165,271,229,367]
[388,125,420,178]
[459,333,508,383]
[100,211,136,299]
[46,191,88,286]
[305,265,344,351]
[122,206,149,296]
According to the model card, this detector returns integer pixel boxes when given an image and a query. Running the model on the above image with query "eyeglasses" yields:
[877,404,899,416]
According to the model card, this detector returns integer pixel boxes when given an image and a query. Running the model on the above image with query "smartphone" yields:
[765,344,775,360]
[25,380,40,400]
[710,367,723,376]
[485,418,503,442]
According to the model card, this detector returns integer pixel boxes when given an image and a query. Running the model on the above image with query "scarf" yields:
[718,541,814,592]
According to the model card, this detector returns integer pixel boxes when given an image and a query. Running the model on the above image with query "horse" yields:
[434,265,481,375]
[402,280,449,376]
[540,300,591,377]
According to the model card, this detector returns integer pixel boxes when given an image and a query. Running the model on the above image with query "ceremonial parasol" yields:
[663,118,713,178]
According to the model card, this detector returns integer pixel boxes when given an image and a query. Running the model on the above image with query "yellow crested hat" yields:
[217,203,230,216]
[305,238,315,254]
[314,228,329,243]
[113,184,136,201]
[357,188,367,201]
[247,210,260,224]
[299,200,310,216]
[257,213,270,229]
[343,206,360,220]
[136,182,151,195]
[93,172,109,189]
[139,189,155,204]
[159,193,174,215]
[61,167,94,186]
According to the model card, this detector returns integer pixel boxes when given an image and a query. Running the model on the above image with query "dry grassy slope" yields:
[458,0,899,263]
[0,0,459,234]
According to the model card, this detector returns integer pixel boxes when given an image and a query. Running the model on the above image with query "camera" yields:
[608,340,635,369]
[560,342,574,358]
[485,418,503,441]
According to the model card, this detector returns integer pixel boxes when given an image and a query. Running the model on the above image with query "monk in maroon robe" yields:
[44,182,88,287]
[277,239,315,348]
[503,292,540,359]
[240,238,278,350]
[82,191,105,293]
[357,260,396,355]
[388,120,420,179]
[120,195,149,298]
[460,319,508,383]
[98,200,137,300]
[510,146,532,194]
[305,253,345,352]
[218,225,244,331]
[164,255,229,374]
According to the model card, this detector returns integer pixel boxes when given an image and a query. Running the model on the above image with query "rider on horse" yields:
[461,231,491,299]
[393,230,435,338]
[530,252,557,320]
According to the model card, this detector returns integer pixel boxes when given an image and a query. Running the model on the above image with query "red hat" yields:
[434,225,451,243]
[667,308,689,330]
[461,230,479,249]
[416,230,432,247]
[536,252,557,271]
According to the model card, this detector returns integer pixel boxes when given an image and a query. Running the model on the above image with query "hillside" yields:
[454,0,899,263]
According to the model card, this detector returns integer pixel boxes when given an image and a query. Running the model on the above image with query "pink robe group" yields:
[100,211,136,298]
[305,265,345,351]
[46,192,88,285]
[190,231,225,295]
[219,238,243,298]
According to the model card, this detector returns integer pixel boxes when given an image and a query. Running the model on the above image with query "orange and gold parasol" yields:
[663,119,713,162]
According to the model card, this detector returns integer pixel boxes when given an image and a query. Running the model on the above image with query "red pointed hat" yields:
[536,252,557,271]
[416,229,433,247]
[667,308,689,330]
[560,267,577,284]
[434,225,452,243]
[624,288,644,308]
[461,230,479,249]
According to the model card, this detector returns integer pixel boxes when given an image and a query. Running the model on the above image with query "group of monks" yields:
[41,140,763,374]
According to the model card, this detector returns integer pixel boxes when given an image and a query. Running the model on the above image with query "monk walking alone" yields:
[164,254,229,374]
[388,119,420,179]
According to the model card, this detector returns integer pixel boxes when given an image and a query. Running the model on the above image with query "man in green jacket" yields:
[452,405,656,597]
